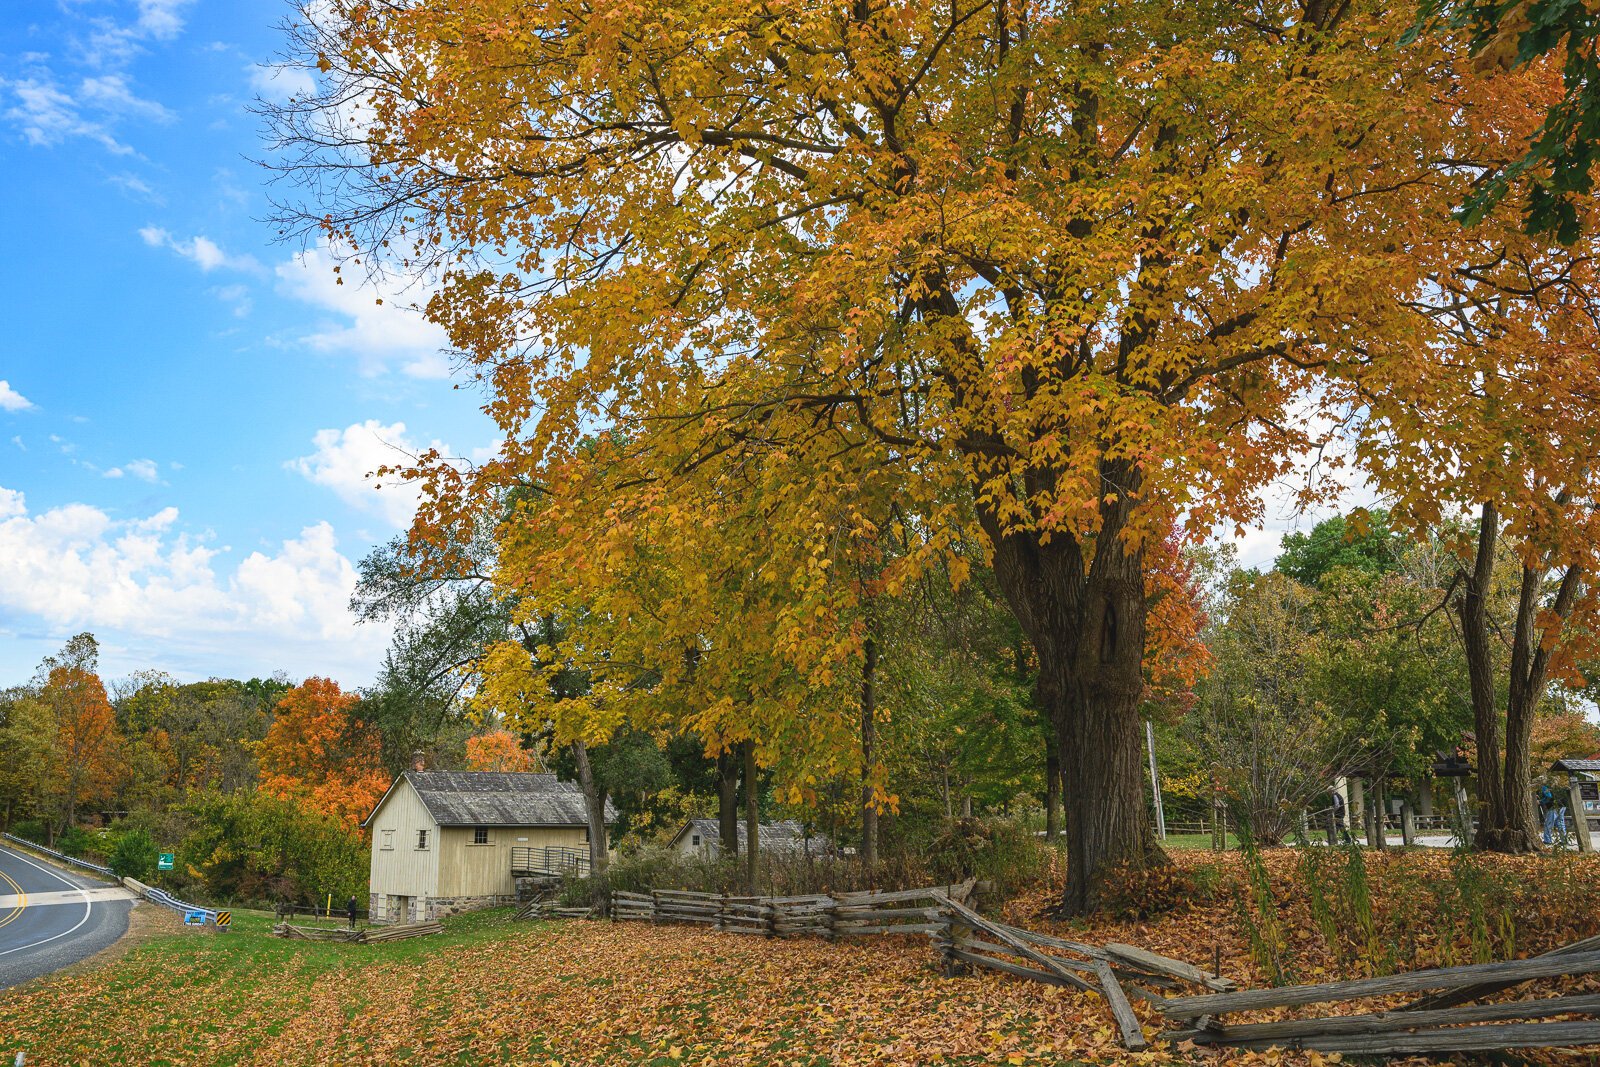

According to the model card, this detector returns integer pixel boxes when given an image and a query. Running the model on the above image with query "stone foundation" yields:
[422,894,520,920]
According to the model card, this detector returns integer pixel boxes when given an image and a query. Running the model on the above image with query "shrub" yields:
[110,828,158,881]
[56,825,94,858]
[10,819,46,845]
[923,818,1046,896]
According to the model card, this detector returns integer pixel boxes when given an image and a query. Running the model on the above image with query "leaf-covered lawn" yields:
[10,848,1600,1067]
[0,908,1134,1066]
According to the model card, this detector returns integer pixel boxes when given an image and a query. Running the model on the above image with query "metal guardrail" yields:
[124,876,217,924]
[0,832,115,877]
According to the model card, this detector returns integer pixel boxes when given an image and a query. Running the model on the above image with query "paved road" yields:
[0,843,134,990]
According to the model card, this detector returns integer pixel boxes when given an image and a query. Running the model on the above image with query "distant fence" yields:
[609,880,977,939]
[1,832,114,877]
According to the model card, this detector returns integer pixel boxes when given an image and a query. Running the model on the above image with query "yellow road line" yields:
[0,866,27,930]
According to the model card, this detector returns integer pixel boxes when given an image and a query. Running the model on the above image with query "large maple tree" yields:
[271,0,1599,907]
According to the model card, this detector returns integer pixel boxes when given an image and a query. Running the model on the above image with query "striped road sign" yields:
[215,911,231,928]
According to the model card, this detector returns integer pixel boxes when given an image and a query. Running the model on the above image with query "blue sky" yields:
[0,0,496,688]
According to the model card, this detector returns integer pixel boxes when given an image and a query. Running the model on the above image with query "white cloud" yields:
[275,247,453,378]
[213,283,253,317]
[108,171,162,202]
[288,421,436,529]
[5,1,187,155]
[125,458,160,482]
[104,458,161,483]
[2,77,132,153]
[140,226,261,273]
[136,0,193,40]
[78,74,174,123]
[249,62,316,103]
[0,485,389,683]
[0,381,33,413]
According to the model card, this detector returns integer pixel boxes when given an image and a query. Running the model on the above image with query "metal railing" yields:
[511,845,591,878]
[0,832,114,877]
[123,876,217,924]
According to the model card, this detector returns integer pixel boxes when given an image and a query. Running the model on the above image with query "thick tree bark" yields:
[569,740,610,878]
[743,740,760,892]
[1459,503,1582,854]
[860,636,879,867]
[982,458,1164,915]
[717,748,740,857]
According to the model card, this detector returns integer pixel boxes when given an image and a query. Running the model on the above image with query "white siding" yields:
[368,778,441,901]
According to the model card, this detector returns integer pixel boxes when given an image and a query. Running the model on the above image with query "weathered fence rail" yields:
[272,920,442,943]
[609,881,977,940]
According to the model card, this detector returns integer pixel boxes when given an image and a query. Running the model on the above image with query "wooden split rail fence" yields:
[610,880,975,940]
[604,881,1600,1056]
[272,920,442,944]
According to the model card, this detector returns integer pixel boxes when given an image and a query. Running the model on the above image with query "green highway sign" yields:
[157,853,174,871]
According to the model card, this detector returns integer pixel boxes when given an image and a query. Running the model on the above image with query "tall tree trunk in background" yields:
[717,748,740,857]
[860,636,879,867]
[1371,776,1389,851]
[743,741,760,892]
[1459,502,1582,853]
[1045,733,1063,843]
[985,462,1164,915]
[569,740,609,878]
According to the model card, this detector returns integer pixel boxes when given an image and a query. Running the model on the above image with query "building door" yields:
[391,895,408,923]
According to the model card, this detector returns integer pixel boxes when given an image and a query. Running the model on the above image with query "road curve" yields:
[0,843,134,991]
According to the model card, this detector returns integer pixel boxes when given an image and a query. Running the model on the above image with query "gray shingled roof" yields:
[677,818,830,853]
[1552,759,1600,773]
[401,771,615,827]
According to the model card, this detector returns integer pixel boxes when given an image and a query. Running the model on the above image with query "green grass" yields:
[1161,832,1239,850]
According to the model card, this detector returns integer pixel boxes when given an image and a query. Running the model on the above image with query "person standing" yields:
[1540,782,1569,845]
[347,895,359,929]
[1331,790,1353,845]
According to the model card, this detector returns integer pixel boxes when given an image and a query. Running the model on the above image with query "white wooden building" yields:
[364,770,613,923]
[668,818,831,859]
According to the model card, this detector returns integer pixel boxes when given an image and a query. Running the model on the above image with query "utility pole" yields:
[1146,720,1167,841]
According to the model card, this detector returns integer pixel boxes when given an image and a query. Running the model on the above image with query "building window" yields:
[691,834,701,847]
[416,829,429,850]
[380,830,394,851]
[473,827,489,845]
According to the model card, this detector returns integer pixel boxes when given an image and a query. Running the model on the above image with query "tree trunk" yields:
[981,458,1164,915]
[1044,736,1063,844]
[1459,503,1581,854]
[717,747,740,858]
[569,740,609,879]
[1371,776,1389,851]
[860,636,879,867]
[743,740,759,892]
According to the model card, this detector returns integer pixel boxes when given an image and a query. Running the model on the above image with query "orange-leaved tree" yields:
[259,677,389,829]
[37,633,124,831]
[270,0,1591,908]
[465,728,537,772]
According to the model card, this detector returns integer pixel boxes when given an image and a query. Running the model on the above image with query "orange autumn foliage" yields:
[259,677,388,829]
[465,729,535,773]
[43,664,123,824]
